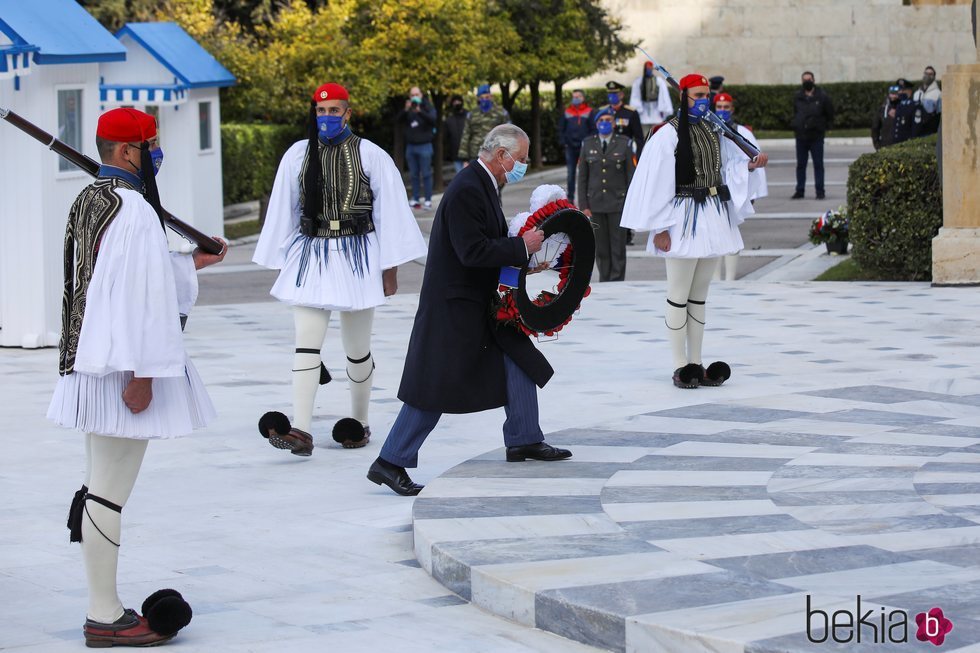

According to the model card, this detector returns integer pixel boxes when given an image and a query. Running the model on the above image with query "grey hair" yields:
[479,124,528,160]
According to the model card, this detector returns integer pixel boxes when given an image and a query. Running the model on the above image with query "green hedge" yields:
[221,123,303,204]
[846,134,942,281]
[718,81,890,132]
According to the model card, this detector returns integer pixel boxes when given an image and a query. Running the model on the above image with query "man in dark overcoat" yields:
[367,124,572,496]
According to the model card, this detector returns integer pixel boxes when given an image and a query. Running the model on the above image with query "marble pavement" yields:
[3,279,980,652]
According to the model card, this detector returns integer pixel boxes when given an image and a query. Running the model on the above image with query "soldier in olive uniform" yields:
[578,108,636,282]
[457,84,511,163]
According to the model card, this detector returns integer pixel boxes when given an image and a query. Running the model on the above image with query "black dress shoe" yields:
[367,458,424,496]
[791,190,804,199]
[816,192,826,200]
[506,441,572,462]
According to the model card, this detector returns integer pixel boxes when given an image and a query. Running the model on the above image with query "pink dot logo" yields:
[916,607,953,646]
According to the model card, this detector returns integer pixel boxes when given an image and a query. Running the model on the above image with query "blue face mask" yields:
[714,109,732,124]
[688,97,710,122]
[478,98,493,112]
[317,115,346,141]
[150,147,164,174]
[607,92,620,106]
[503,151,527,184]
[570,97,583,106]
[596,120,613,135]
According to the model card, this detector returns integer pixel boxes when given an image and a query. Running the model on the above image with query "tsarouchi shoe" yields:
[83,609,173,648]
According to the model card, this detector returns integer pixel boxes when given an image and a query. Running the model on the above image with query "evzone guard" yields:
[48,108,227,647]
[254,82,426,454]
[621,73,768,388]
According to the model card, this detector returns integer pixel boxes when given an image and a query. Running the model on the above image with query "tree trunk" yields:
[553,78,566,124]
[393,113,405,175]
[529,80,542,169]
[500,81,525,114]
[430,91,446,191]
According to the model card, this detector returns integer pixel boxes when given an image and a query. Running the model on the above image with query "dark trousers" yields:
[378,355,544,468]
[592,211,627,281]
[795,137,825,195]
[564,145,581,203]
[406,142,434,201]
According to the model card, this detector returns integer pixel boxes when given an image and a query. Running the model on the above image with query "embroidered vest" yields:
[298,135,375,238]
[59,178,132,375]
[671,117,724,192]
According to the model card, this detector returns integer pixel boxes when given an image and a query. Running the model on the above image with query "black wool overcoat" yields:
[397,162,554,413]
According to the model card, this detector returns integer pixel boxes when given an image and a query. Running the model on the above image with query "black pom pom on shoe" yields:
[703,361,731,386]
[258,411,291,439]
[142,589,192,636]
[673,363,703,389]
[332,417,366,446]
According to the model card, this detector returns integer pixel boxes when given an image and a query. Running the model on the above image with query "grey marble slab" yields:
[817,409,945,426]
[622,514,812,540]
[628,455,791,471]
[770,491,924,506]
[897,424,980,437]
[544,428,690,448]
[914,483,980,495]
[809,513,977,535]
[434,533,661,569]
[601,485,771,504]
[537,572,796,652]
[440,460,625,479]
[643,404,811,423]
[412,495,603,519]
[902,544,980,568]
[811,442,966,457]
[709,546,917,580]
[770,465,915,479]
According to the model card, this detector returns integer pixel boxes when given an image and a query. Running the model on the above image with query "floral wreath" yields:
[494,199,592,337]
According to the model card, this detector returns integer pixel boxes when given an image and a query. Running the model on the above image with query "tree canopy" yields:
[81,0,635,164]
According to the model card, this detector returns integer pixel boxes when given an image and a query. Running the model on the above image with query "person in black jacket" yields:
[791,71,834,200]
[398,86,437,209]
[367,124,572,496]
[871,85,901,151]
[444,94,467,174]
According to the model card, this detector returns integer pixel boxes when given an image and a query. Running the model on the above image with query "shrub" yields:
[722,81,890,132]
[846,134,941,281]
[221,123,304,204]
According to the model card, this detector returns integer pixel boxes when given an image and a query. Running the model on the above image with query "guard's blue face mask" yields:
[317,115,346,141]
[714,109,732,123]
[607,92,620,105]
[596,120,614,135]
[150,147,164,174]
[688,97,710,122]
[478,98,493,112]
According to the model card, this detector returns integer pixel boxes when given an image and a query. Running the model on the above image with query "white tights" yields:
[292,306,374,433]
[664,257,719,370]
[83,433,148,623]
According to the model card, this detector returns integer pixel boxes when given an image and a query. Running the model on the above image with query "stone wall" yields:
[579,0,975,87]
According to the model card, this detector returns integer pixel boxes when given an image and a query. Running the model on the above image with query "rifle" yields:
[636,49,761,160]
[0,106,224,254]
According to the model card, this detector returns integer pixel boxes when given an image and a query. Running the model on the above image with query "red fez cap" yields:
[312,83,349,102]
[713,92,734,105]
[96,108,157,143]
[644,61,653,68]
[679,74,709,91]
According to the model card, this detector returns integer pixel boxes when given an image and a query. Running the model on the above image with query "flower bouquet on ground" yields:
[809,207,849,254]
